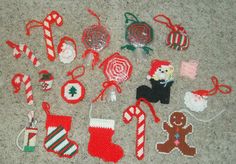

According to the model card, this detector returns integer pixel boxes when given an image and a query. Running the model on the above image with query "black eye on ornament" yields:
[165,70,168,72]
[159,69,162,71]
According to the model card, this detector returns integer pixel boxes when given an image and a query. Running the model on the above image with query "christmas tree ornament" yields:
[6,40,40,67]
[123,98,160,160]
[156,111,196,156]
[57,36,77,64]
[92,52,133,102]
[25,10,63,61]
[136,59,174,104]
[121,12,154,55]
[12,73,34,105]
[180,60,198,80]
[39,70,54,91]
[61,65,86,104]
[82,8,110,69]
[184,76,232,112]
[88,105,124,163]
[153,14,190,51]
[41,102,79,158]
[16,111,38,152]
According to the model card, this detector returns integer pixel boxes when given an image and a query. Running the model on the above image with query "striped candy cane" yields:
[26,11,63,61]
[12,73,33,105]
[6,40,40,67]
[123,98,160,160]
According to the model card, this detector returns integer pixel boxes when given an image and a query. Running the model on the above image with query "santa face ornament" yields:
[58,36,77,64]
[61,66,85,104]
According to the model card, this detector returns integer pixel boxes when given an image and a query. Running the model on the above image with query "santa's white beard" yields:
[184,92,208,112]
[59,44,76,64]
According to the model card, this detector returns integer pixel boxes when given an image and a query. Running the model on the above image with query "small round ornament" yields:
[61,65,86,104]
[121,12,154,55]
[58,36,77,64]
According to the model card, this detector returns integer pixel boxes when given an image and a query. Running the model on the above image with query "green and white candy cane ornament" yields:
[121,12,154,56]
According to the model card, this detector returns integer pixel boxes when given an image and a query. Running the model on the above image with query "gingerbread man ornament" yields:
[156,112,196,156]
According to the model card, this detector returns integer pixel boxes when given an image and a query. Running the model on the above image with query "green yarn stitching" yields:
[124,12,139,24]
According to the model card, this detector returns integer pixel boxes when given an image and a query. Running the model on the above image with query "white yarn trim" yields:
[90,118,115,130]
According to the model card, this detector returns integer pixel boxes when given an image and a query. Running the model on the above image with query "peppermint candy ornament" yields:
[153,14,190,51]
[82,8,110,69]
[121,12,154,55]
[92,52,133,102]
[184,76,232,112]
[57,36,77,64]
[61,65,86,104]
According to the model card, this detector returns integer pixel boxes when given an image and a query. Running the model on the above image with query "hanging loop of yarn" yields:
[124,12,139,23]
[67,65,85,80]
[136,98,160,123]
[41,102,51,116]
[92,80,122,103]
[153,14,185,33]
[25,20,43,35]
[192,76,232,97]
[87,8,101,25]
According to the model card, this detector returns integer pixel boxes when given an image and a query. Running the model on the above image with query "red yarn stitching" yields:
[82,49,100,70]
[57,36,78,56]
[92,80,122,103]
[192,76,232,96]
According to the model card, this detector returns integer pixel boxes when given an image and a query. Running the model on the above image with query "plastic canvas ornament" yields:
[88,105,124,163]
[121,12,154,55]
[41,102,79,158]
[58,36,77,64]
[6,40,40,67]
[136,59,174,104]
[92,52,133,102]
[82,8,110,69]
[153,14,190,51]
[25,10,63,61]
[156,111,196,156]
[180,60,199,80]
[12,73,34,105]
[184,76,232,112]
[39,70,54,91]
[123,98,160,160]
[16,111,38,152]
[61,65,86,104]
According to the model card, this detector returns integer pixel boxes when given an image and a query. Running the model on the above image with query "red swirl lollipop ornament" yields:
[61,65,86,104]
[82,8,110,69]
[92,52,133,102]
[121,12,154,56]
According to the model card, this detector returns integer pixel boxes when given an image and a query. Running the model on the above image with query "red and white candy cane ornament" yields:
[6,40,40,67]
[93,52,133,102]
[12,73,34,105]
[82,8,110,69]
[57,36,77,64]
[61,65,86,104]
[123,98,160,160]
[26,11,63,61]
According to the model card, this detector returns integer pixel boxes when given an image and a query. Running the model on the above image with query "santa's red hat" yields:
[148,59,171,76]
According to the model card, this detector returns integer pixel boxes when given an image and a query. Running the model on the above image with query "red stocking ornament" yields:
[153,14,190,51]
[92,52,133,102]
[82,8,110,69]
[61,65,86,104]
[88,105,124,163]
[41,102,79,158]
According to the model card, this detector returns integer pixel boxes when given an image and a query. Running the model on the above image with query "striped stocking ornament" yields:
[42,102,78,158]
